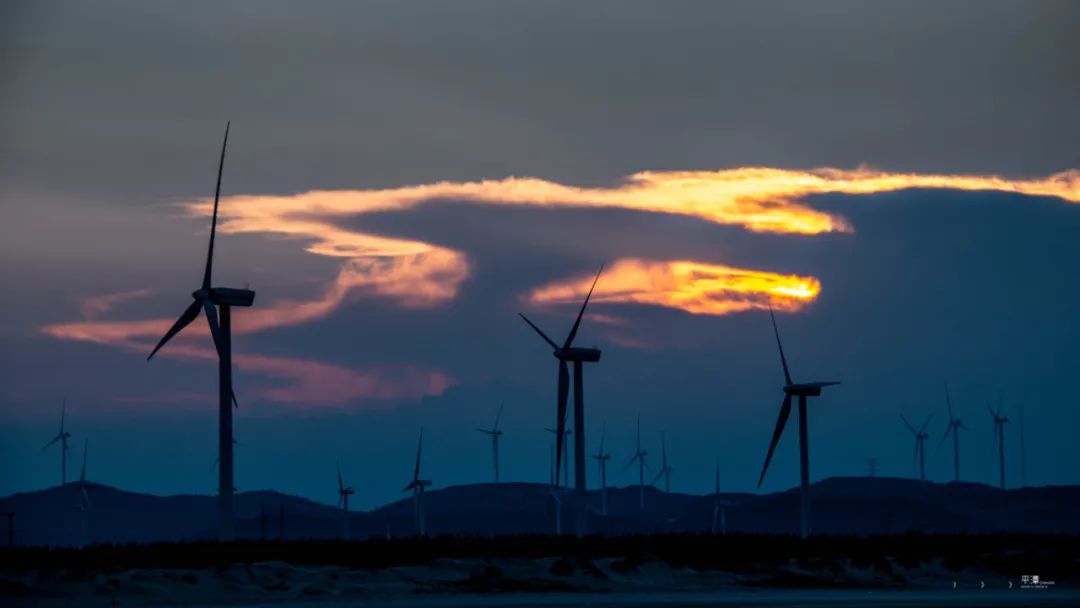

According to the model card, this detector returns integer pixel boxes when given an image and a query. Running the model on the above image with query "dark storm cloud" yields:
[2,0,1079,209]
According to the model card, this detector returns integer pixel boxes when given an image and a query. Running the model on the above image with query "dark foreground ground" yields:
[1,533,1077,606]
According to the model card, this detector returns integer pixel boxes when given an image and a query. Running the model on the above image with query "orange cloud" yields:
[527,258,821,316]
[42,303,454,406]
[78,288,156,320]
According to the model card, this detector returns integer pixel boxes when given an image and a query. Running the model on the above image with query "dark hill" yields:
[1,477,1076,546]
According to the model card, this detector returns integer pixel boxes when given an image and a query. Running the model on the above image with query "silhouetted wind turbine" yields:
[477,403,504,484]
[989,399,1010,490]
[901,413,934,484]
[712,459,727,535]
[76,439,91,547]
[623,415,649,510]
[42,399,71,486]
[757,307,839,539]
[146,122,252,541]
[520,264,604,536]
[939,384,968,482]
[651,433,673,492]
[543,426,572,486]
[549,441,563,535]
[402,428,431,535]
[337,462,354,540]
[591,424,611,515]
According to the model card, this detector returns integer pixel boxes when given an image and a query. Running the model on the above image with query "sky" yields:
[1,1,1079,509]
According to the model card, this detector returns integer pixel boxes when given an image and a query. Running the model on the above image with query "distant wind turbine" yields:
[651,433,673,492]
[543,426,572,486]
[901,413,934,484]
[989,399,1010,490]
[1019,400,1027,487]
[757,306,839,539]
[146,122,252,541]
[402,428,432,535]
[520,264,604,536]
[76,439,91,547]
[337,462,354,540]
[623,415,649,510]
[477,403,504,484]
[591,424,611,515]
[712,459,727,535]
[41,399,72,485]
[939,384,969,482]
[549,441,563,535]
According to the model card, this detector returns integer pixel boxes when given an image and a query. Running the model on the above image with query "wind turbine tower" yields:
[624,415,649,510]
[939,385,968,482]
[544,426,572,486]
[989,400,1010,490]
[76,439,91,547]
[591,425,611,515]
[757,307,839,539]
[712,459,727,535]
[146,123,253,541]
[477,403,505,484]
[652,433,673,492]
[901,413,934,484]
[336,462,354,540]
[520,265,604,536]
[402,428,432,535]
[42,400,71,485]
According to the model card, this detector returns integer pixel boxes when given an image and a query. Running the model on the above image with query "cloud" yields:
[42,297,454,407]
[526,258,821,316]
[78,288,156,320]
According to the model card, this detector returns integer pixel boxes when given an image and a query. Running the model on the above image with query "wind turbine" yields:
[76,439,91,547]
[939,384,968,482]
[711,459,727,535]
[146,122,253,541]
[543,426,572,486]
[989,400,1010,490]
[337,462,354,540]
[42,399,72,485]
[1019,401,1027,487]
[591,424,611,515]
[477,403,504,484]
[623,415,649,510]
[519,264,604,536]
[402,428,431,535]
[901,413,934,484]
[651,433,673,492]
[549,441,563,535]
[757,306,839,539]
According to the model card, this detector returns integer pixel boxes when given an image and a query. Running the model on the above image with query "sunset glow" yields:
[527,259,821,316]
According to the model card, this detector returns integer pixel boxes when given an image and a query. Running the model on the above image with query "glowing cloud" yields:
[527,259,821,316]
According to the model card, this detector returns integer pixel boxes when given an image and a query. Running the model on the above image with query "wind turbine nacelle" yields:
[558,347,602,362]
[783,381,839,397]
[210,288,256,307]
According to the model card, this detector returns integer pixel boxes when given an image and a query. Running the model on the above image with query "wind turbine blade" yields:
[986,403,997,420]
[768,306,793,387]
[900,414,917,435]
[60,399,66,433]
[622,454,638,471]
[555,360,569,486]
[337,462,343,493]
[202,300,224,358]
[757,394,792,490]
[912,439,918,472]
[918,412,935,434]
[715,459,720,494]
[42,435,61,451]
[80,439,88,483]
[413,428,424,481]
[598,423,606,455]
[563,264,604,349]
[202,121,230,290]
[991,422,999,452]
[945,383,954,420]
[493,402,504,431]
[651,469,664,486]
[636,414,641,452]
[231,389,239,409]
[147,300,202,360]
[937,423,953,451]
[519,313,559,350]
